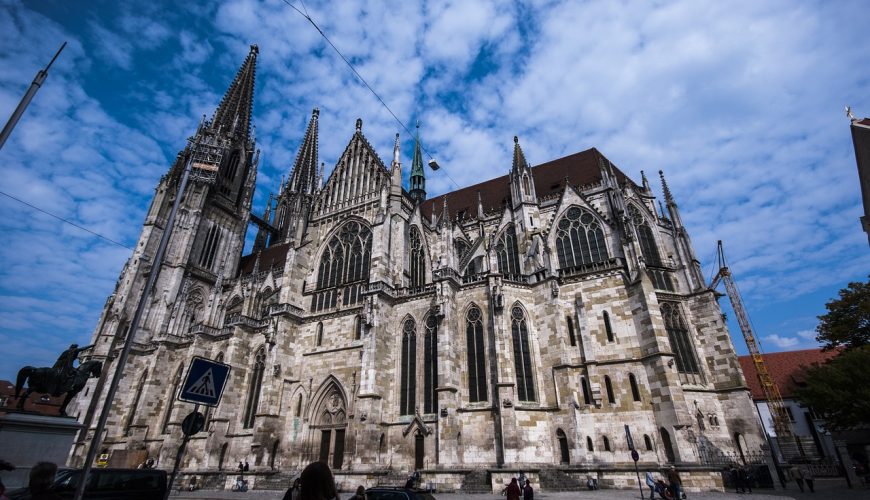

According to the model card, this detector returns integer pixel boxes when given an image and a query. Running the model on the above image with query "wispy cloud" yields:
[0,0,868,380]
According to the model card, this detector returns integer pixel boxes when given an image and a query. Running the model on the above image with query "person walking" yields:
[522,479,534,500]
[645,471,657,499]
[667,466,683,500]
[789,466,805,492]
[289,461,339,500]
[28,462,61,500]
[800,465,815,493]
[740,466,752,494]
[349,485,365,499]
[502,477,521,500]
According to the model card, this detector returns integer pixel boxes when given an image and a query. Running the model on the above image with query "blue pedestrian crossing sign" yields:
[179,356,231,406]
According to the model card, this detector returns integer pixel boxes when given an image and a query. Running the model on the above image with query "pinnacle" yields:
[210,45,258,141]
[287,109,320,195]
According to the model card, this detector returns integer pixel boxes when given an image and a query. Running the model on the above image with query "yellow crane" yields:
[710,241,798,454]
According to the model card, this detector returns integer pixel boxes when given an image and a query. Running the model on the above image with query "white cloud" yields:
[764,334,800,349]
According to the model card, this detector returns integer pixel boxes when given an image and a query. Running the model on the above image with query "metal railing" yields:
[556,257,623,279]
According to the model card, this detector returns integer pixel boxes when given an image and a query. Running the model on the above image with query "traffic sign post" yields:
[626,425,644,500]
[164,357,231,500]
[179,356,231,406]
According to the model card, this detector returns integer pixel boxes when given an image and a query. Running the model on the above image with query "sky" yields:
[0,0,868,382]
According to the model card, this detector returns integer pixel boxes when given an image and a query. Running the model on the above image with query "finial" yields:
[249,44,259,54]
[393,133,401,165]
[514,135,518,144]
[416,120,420,130]
[312,107,320,118]
[641,170,650,191]
[659,170,673,203]
[356,118,362,132]
[658,201,667,219]
[846,105,856,122]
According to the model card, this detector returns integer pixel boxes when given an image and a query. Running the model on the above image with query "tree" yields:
[794,346,870,431]
[815,276,870,351]
[794,277,870,430]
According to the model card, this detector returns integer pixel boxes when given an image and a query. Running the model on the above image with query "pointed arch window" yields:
[603,435,611,451]
[295,395,303,417]
[581,376,591,405]
[554,207,608,269]
[124,370,148,436]
[315,322,323,347]
[661,302,701,381]
[644,434,653,451]
[629,205,661,266]
[198,224,222,271]
[409,226,426,288]
[566,315,576,347]
[604,375,615,405]
[495,223,521,276]
[243,347,266,428]
[454,239,470,263]
[223,150,241,182]
[603,311,614,342]
[161,365,183,434]
[423,313,438,414]
[586,436,594,452]
[629,373,641,402]
[313,220,372,312]
[399,317,417,416]
[510,306,536,402]
[466,306,487,402]
[353,315,363,340]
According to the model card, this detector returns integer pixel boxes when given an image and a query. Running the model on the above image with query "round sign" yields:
[631,449,640,462]
[182,411,205,436]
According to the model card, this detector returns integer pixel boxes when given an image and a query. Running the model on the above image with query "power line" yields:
[0,190,133,250]
[279,0,462,191]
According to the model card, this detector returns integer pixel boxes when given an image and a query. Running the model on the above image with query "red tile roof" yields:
[0,379,64,416]
[737,348,841,400]
[420,147,638,221]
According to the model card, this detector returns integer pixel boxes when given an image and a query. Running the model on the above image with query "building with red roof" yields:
[738,349,840,461]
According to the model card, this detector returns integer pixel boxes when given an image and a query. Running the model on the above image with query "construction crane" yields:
[709,241,796,447]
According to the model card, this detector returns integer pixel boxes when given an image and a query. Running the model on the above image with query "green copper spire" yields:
[409,121,426,204]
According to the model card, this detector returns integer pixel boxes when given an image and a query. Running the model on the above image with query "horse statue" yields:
[15,359,102,416]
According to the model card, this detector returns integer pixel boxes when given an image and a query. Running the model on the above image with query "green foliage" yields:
[815,277,870,351]
[794,346,870,430]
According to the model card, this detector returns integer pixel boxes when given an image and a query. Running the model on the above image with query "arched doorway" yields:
[557,428,570,464]
[310,381,348,470]
[415,431,424,470]
[660,427,676,463]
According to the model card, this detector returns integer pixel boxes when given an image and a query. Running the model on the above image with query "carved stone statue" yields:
[15,344,101,416]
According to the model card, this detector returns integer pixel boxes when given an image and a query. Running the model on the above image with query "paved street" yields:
[171,478,867,500]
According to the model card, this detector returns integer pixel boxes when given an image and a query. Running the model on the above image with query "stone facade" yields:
[68,46,766,492]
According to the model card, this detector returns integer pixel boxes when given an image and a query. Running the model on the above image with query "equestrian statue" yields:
[15,343,101,416]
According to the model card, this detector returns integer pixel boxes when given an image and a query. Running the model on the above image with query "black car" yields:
[8,468,167,500]
[365,487,436,500]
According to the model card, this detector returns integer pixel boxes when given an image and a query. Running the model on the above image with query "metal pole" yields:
[165,403,198,500]
[634,461,644,500]
[0,42,66,151]
[74,155,194,500]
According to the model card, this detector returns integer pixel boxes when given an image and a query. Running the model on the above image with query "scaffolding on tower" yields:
[189,139,224,184]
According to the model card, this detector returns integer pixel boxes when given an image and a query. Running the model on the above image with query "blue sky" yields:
[0,0,868,382]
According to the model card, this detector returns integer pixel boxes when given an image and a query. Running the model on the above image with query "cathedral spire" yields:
[409,121,426,204]
[287,108,320,195]
[510,135,536,207]
[210,44,258,141]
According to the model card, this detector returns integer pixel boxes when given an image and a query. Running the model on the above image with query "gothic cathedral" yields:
[69,46,765,492]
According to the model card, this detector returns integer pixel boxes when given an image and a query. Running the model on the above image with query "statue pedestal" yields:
[0,412,82,488]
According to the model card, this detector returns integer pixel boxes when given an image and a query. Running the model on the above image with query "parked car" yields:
[8,468,167,500]
[365,487,436,500]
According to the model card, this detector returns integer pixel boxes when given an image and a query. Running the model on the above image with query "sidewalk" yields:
[171,478,868,499]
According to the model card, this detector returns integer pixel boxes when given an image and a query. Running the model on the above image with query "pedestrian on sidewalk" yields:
[789,466,805,492]
[645,471,656,499]
[667,466,683,500]
[740,466,752,494]
[522,479,534,500]
[800,465,815,493]
[501,477,521,500]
